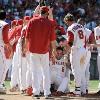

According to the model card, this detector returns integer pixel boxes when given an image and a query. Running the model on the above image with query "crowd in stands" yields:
[0,0,100,31]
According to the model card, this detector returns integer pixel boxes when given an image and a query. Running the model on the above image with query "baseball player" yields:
[64,13,87,96]
[25,5,54,96]
[6,20,18,80]
[0,10,12,94]
[50,46,70,96]
[77,18,95,94]
[9,19,23,92]
[94,22,100,91]
[90,21,100,95]
[17,16,31,93]
[24,6,56,99]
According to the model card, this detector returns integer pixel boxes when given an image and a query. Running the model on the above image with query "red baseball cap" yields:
[24,16,31,21]
[11,20,17,26]
[17,19,23,25]
[40,6,49,13]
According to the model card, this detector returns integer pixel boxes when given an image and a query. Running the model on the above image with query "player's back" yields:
[27,16,56,54]
[68,23,86,48]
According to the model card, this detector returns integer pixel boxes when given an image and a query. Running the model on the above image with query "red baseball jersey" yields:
[9,25,22,51]
[26,16,56,54]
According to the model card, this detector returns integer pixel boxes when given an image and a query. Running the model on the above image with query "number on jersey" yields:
[78,30,84,39]
[62,67,64,72]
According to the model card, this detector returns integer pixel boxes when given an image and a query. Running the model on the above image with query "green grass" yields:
[5,81,11,89]
[69,80,99,92]
[5,80,100,92]
[88,80,99,92]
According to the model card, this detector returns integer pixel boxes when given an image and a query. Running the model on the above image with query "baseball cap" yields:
[40,6,49,13]
[24,16,31,21]
[64,13,74,21]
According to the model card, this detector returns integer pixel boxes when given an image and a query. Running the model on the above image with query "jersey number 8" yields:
[78,30,84,39]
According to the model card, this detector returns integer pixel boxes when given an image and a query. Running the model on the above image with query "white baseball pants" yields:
[10,52,19,88]
[26,53,32,88]
[0,45,8,85]
[30,52,51,96]
[51,68,70,93]
[85,49,91,90]
[97,53,100,81]
[70,47,86,94]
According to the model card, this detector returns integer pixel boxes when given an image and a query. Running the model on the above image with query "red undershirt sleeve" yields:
[2,24,10,44]
[67,31,74,46]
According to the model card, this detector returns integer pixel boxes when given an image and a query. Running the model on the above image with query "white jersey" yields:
[94,26,100,53]
[0,20,8,45]
[50,57,67,79]
[85,28,92,50]
[67,23,86,48]
[85,28,92,41]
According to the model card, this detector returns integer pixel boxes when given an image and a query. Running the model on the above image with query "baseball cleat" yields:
[0,88,6,94]
[32,95,40,99]
[21,89,27,94]
[52,91,64,96]
[0,84,6,94]
[9,86,19,92]
[94,90,100,96]
[26,87,33,96]
[44,94,53,99]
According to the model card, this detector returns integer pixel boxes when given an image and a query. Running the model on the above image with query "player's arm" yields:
[50,24,57,64]
[33,5,40,15]
[87,32,100,48]
[66,31,74,52]
[50,40,56,57]
[23,19,32,53]
[48,6,53,20]
[3,24,10,45]
[3,24,13,58]
[89,43,100,48]
[89,32,95,44]
[64,54,71,69]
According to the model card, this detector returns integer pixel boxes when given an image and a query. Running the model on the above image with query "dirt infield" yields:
[0,90,100,100]
[0,81,100,100]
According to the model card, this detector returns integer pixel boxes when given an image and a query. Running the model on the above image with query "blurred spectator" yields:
[0,0,99,32]
[86,20,97,31]
[24,8,32,16]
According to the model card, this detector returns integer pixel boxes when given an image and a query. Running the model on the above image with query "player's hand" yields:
[51,55,56,64]
[5,43,13,58]
[22,46,28,55]
[51,49,56,64]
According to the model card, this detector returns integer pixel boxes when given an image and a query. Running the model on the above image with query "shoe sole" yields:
[0,92,6,94]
